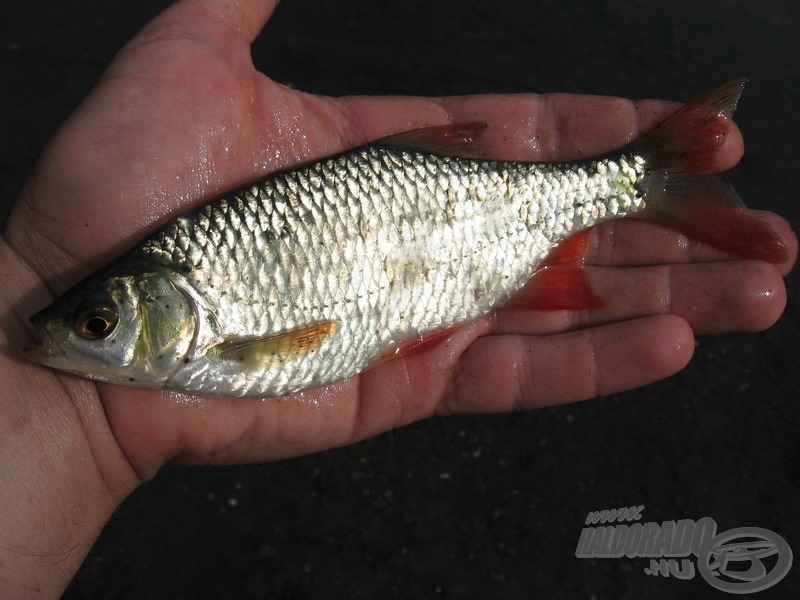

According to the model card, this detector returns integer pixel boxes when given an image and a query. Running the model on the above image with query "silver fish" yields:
[23,80,786,397]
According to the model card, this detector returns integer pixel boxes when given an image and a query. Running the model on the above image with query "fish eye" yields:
[75,304,118,340]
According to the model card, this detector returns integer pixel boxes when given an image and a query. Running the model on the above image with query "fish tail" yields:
[634,78,787,263]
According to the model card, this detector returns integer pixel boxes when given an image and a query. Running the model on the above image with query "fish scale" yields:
[28,81,787,397]
[126,146,646,396]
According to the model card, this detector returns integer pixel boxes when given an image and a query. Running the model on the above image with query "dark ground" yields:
[2,1,799,598]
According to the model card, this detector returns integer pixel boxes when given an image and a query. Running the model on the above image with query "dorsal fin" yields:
[374,122,488,156]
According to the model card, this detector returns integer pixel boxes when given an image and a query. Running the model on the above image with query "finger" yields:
[138,0,279,45]
[100,319,487,472]
[101,381,364,477]
[337,92,744,167]
[587,213,797,274]
[441,315,694,414]
[493,260,788,336]
[9,0,285,290]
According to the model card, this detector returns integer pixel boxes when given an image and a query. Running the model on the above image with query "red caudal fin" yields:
[633,79,788,263]
[637,172,788,263]
[634,78,747,174]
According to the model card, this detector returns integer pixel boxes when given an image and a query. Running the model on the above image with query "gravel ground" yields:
[2,1,798,598]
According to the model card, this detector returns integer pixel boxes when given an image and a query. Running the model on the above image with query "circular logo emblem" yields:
[697,527,793,594]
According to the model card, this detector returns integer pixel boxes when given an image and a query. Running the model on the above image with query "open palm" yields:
[0,5,795,590]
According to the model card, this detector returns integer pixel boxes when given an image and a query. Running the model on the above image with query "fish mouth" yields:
[23,340,106,380]
[23,341,70,369]
[23,330,103,378]
[23,341,56,362]
[23,320,71,370]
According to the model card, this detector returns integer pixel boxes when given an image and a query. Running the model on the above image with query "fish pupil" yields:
[86,316,110,334]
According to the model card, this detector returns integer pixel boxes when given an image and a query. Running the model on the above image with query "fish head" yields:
[24,271,197,387]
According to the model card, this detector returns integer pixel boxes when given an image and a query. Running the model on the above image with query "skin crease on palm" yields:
[0,0,796,596]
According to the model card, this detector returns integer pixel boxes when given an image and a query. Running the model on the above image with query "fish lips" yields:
[23,314,71,369]
[23,321,111,379]
[22,342,70,370]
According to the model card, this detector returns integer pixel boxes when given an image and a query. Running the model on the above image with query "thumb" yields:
[138,0,281,46]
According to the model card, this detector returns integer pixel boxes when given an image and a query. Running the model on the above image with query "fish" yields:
[23,79,787,397]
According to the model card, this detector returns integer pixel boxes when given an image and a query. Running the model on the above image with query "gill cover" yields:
[134,274,196,380]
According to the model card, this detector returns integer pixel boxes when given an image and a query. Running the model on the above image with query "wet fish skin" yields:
[23,144,647,397]
[25,80,786,397]
[138,148,646,395]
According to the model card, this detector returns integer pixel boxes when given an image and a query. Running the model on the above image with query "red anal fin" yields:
[507,265,603,311]
[374,122,488,156]
[506,228,602,310]
[374,327,458,365]
[540,228,594,267]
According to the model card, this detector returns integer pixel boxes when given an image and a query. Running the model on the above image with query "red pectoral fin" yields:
[215,321,340,368]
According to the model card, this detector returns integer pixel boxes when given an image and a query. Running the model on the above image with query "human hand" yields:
[0,0,795,596]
